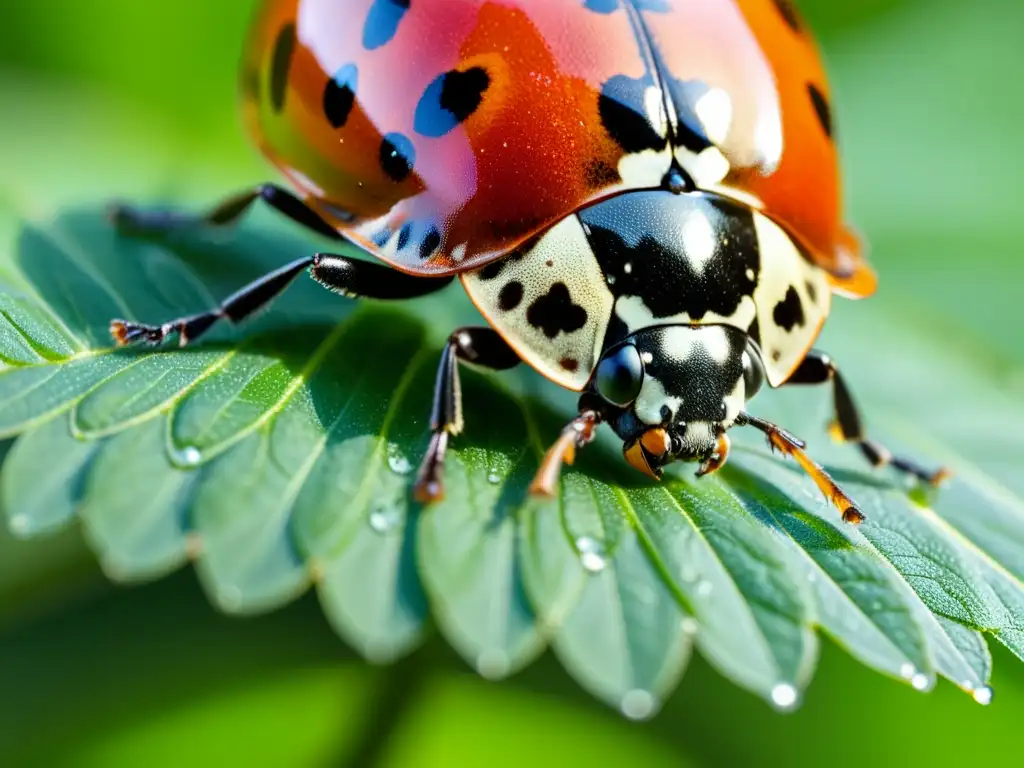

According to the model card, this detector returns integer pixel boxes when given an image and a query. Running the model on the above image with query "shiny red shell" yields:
[242,0,875,297]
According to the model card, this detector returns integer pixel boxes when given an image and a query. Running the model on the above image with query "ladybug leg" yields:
[737,413,865,525]
[787,351,951,487]
[111,254,452,347]
[110,184,343,241]
[413,328,521,504]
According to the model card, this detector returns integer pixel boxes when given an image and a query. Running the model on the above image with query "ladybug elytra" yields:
[111,0,947,522]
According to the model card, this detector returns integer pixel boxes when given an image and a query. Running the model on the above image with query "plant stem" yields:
[336,649,430,768]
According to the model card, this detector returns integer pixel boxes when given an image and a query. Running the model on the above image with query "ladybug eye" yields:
[595,344,644,407]
[742,346,765,400]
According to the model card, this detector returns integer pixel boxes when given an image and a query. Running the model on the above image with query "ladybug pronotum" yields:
[111,0,948,523]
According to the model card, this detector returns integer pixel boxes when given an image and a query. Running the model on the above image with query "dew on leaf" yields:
[173,445,203,467]
[620,689,658,721]
[369,503,403,534]
[575,536,609,573]
[973,685,994,705]
[911,672,933,691]
[386,443,413,475]
[770,683,799,711]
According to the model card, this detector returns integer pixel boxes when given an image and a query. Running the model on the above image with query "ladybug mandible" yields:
[111,0,947,523]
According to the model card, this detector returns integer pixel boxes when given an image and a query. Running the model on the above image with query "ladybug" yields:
[111,0,947,523]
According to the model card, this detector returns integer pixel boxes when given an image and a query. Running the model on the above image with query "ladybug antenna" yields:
[529,410,601,497]
[736,412,865,525]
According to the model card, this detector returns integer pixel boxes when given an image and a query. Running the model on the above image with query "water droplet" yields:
[476,648,511,679]
[911,672,932,692]
[575,536,608,573]
[807,571,818,584]
[175,445,202,467]
[620,689,658,721]
[681,617,699,635]
[487,471,501,484]
[972,685,994,706]
[369,503,402,534]
[696,580,714,598]
[770,683,799,711]
[386,444,413,475]
[900,663,917,680]
[8,514,30,537]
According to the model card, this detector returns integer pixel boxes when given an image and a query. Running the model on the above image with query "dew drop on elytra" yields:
[575,536,608,573]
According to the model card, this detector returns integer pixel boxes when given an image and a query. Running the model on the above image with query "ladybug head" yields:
[581,325,765,478]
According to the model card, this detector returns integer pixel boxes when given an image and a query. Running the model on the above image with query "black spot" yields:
[579,190,761,322]
[807,83,833,138]
[560,357,579,373]
[771,349,782,363]
[396,222,413,251]
[371,228,393,247]
[478,261,505,281]
[477,252,523,281]
[269,24,296,113]
[771,0,803,32]
[773,286,806,332]
[363,0,410,50]
[419,227,441,260]
[598,74,667,154]
[324,64,358,128]
[380,133,416,182]
[527,283,588,339]
[805,280,818,305]
[415,67,490,137]
[498,281,524,311]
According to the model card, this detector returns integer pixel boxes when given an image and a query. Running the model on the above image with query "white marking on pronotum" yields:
[681,210,718,273]
[696,326,733,365]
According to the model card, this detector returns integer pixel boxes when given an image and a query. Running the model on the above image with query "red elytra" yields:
[240,0,875,296]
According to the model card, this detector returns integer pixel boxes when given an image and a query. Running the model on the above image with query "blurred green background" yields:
[1,0,1022,765]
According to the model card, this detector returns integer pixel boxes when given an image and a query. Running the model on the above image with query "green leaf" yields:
[2,201,1021,719]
